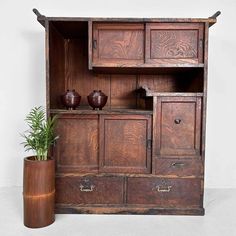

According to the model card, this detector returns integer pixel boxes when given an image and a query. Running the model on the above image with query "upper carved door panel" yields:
[92,23,145,66]
[145,23,204,64]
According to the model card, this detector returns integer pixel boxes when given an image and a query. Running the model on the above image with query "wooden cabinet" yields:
[99,114,152,173]
[34,9,219,215]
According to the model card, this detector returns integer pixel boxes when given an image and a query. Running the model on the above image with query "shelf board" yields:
[92,63,205,68]
[50,108,153,115]
[56,172,202,179]
[137,87,204,97]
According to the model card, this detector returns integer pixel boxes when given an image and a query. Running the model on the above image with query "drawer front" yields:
[154,96,202,156]
[56,176,124,204]
[146,23,204,64]
[155,158,203,177]
[127,177,201,207]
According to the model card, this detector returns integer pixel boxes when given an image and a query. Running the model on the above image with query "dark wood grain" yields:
[56,176,124,204]
[110,74,137,108]
[55,205,204,215]
[154,96,202,156]
[127,177,201,207]
[50,108,153,115]
[99,115,152,174]
[48,22,65,109]
[154,158,203,177]
[54,114,99,173]
[93,23,144,66]
[145,23,204,64]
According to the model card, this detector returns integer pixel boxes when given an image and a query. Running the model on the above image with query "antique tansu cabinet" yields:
[34,9,220,215]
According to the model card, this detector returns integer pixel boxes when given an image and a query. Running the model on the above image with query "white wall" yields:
[0,0,235,188]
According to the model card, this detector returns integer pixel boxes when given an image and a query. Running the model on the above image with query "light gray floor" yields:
[0,187,235,236]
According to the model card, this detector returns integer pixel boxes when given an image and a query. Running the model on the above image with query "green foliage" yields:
[21,107,58,161]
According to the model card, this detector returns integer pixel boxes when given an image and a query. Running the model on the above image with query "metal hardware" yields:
[147,139,152,149]
[174,119,181,124]
[171,162,185,168]
[199,39,203,49]
[153,185,172,192]
[79,184,95,192]
[93,39,97,49]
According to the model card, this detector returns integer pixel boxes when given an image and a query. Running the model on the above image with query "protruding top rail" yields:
[209,11,221,19]
[32,8,46,27]
[32,8,221,28]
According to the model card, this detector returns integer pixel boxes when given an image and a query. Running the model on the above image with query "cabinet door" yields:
[154,96,202,156]
[146,23,204,64]
[54,114,98,173]
[99,115,152,173]
[92,23,145,66]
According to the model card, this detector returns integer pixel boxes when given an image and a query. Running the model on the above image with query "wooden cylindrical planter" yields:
[23,157,55,228]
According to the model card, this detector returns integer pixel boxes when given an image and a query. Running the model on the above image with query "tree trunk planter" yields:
[23,157,55,228]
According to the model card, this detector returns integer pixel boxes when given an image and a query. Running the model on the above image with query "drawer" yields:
[154,96,202,156]
[145,23,204,64]
[127,177,201,207]
[155,158,203,177]
[56,176,124,204]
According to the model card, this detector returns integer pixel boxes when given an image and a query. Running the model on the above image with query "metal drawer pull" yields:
[171,162,185,167]
[79,184,95,192]
[174,119,181,124]
[153,185,172,192]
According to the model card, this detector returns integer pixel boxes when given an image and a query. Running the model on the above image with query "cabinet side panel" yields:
[49,22,65,109]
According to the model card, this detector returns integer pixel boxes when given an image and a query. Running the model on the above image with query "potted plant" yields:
[21,106,58,228]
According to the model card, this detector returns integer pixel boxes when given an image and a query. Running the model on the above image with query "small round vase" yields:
[61,89,81,110]
[87,90,108,110]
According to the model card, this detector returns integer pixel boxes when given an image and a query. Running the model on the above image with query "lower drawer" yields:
[56,176,124,204]
[155,158,203,177]
[127,177,201,207]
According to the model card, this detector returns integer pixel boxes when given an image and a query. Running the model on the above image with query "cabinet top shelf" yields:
[137,88,204,98]
[33,8,221,27]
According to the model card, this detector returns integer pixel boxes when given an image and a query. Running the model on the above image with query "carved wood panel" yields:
[99,115,152,173]
[151,30,198,58]
[54,114,98,173]
[93,23,144,66]
[146,23,204,64]
[154,96,202,156]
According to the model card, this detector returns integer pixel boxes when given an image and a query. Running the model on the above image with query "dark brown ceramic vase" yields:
[61,89,81,110]
[87,90,108,110]
[23,157,55,228]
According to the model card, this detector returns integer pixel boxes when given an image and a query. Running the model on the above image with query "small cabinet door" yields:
[54,114,98,173]
[154,96,202,157]
[92,23,145,66]
[99,114,152,173]
[145,23,204,64]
